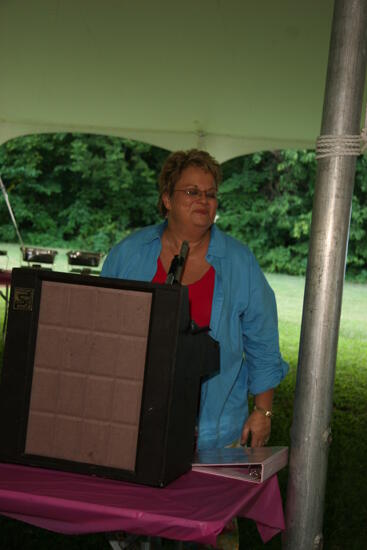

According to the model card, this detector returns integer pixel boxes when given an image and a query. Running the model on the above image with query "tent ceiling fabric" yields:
[0,0,337,161]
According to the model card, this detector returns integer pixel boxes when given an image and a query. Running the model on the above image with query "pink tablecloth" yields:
[0,270,11,286]
[0,463,285,546]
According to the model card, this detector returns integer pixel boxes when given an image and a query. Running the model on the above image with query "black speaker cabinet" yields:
[0,268,219,486]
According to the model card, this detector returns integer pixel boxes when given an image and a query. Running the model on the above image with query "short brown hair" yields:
[158,149,222,217]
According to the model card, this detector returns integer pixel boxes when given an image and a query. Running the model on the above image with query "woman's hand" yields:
[241,388,274,447]
[240,410,271,447]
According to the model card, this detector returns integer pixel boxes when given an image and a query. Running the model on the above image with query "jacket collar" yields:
[207,224,226,258]
[140,221,167,244]
[140,221,226,258]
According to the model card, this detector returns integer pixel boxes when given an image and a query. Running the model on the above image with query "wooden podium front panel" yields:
[25,281,152,472]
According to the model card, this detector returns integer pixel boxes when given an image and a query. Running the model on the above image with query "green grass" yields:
[237,273,367,549]
[0,271,366,549]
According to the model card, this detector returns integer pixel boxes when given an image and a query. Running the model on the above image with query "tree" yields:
[0,134,168,251]
[0,135,366,280]
[218,150,316,276]
[219,150,367,280]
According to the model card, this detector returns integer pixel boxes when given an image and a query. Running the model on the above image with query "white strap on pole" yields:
[316,105,367,158]
[316,134,362,158]
[0,175,25,251]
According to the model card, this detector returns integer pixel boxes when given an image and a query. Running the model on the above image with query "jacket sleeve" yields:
[240,252,289,395]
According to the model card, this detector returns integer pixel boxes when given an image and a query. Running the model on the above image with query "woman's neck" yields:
[163,223,211,256]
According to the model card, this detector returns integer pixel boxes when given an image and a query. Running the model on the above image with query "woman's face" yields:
[163,166,218,231]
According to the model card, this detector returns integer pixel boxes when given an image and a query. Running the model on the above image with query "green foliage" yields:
[0,134,366,279]
[218,150,315,276]
[0,134,168,252]
[219,150,367,281]
[348,155,367,280]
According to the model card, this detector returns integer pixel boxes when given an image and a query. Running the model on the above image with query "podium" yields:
[0,268,219,487]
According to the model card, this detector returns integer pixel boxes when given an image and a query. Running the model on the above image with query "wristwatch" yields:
[254,405,273,418]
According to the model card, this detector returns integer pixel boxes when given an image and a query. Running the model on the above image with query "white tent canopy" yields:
[0,0,337,162]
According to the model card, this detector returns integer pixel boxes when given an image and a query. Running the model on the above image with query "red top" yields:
[152,257,215,327]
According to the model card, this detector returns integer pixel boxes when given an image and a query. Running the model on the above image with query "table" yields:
[0,269,12,287]
[0,463,284,547]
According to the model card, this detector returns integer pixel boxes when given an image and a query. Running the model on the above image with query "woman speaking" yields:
[101,149,288,451]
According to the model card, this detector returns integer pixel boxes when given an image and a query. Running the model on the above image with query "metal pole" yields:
[283,1,367,549]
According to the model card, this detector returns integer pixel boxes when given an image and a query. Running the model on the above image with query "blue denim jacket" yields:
[101,222,288,449]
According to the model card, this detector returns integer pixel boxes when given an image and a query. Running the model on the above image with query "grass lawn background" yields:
[0,244,366,548]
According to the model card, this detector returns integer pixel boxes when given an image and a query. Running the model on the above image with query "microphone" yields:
[165,241,189,285]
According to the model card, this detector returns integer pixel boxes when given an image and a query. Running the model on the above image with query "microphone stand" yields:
[165,241,189,285]
[165,241,210,335]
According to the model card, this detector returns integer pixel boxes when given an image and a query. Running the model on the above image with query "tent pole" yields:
[283,1,367,549]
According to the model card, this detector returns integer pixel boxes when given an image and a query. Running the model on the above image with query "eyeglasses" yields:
[173,187,218,201]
